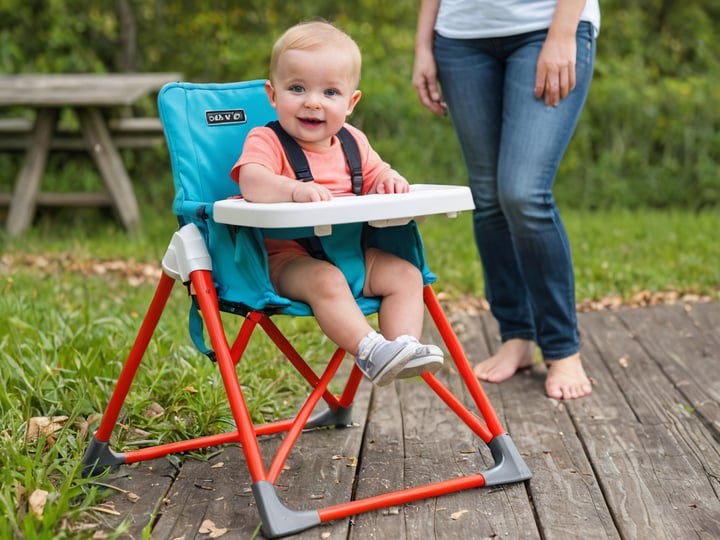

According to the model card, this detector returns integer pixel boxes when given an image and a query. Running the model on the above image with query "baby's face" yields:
[266,47,361,151]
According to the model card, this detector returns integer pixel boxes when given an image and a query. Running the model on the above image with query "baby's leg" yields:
[362,248,424,339]
[363,248,443,379]
[273,256,372,355]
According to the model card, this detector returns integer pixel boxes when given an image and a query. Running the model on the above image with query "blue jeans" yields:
[434,21,596,360]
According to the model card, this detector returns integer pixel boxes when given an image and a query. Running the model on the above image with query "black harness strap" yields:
[336,127,364,196]
[265,120,363,195]
[265,121,314,182]
[265,120,365,261]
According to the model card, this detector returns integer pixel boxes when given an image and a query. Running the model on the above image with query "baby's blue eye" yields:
[289,85,304,93]
[324,88,339,97]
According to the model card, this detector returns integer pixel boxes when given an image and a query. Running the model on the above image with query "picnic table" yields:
[0,72,182,236]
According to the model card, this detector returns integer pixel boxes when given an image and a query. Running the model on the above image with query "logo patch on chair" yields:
[205,109,247,126]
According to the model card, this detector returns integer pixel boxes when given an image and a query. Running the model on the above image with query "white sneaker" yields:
[355,336,418,386]
[395,341,444,379]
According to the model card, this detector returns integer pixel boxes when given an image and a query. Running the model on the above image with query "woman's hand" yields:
[412,47,447,115]
[535,32,577,107]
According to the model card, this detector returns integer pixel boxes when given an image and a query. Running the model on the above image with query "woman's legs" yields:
[435,23,596,398]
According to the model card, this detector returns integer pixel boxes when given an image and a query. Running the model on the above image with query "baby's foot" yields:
[473,339,534,383]
[394,337,444,379]
[545,353,592,400]
[355,334,417,386]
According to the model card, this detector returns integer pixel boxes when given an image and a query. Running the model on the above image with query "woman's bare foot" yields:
[545,353,592,400]
[473,339,534,383]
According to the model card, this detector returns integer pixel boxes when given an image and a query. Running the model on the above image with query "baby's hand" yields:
[291,182,333,202]
[372,170,410,194]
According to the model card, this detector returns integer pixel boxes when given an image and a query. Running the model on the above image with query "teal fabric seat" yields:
[158,80,435,318]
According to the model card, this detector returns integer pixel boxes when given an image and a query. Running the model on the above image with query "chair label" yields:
[205,109,247,126]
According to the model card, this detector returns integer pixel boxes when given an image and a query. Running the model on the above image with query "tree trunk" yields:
[115,0,138,72]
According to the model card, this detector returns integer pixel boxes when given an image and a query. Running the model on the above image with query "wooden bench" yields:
[0,116,165,151]
[0,116,166,209]
[0,72,182,235]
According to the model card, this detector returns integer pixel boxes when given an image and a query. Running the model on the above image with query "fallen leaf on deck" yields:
[450,509,468,520]
[618,356,629,368]
[199,519,227,538]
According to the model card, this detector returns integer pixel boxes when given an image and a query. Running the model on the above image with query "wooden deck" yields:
[98,301,720,539]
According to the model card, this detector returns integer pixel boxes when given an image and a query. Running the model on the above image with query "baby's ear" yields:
[347,90,362,114]
[264,80,277,107]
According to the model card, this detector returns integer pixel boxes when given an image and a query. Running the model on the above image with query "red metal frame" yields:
[89,267,515,528]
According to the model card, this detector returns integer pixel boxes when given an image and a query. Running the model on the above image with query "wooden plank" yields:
[6,108,56,236]
[617,302,720,435]
[149,446,263,539]
[1,192,113,208]
[470,311,618,540]
[0,134,164,151]
[349,382,408,538]
[571,309,720,539]
[398,376,535,540]
[93,457,179,539]
[78,108,140,232]
[277,378,372,540]
[150,375,372,539]
[35,192,114,206]
[0,116,162,134]
[89,304,720,538]
[349,310,537,539]
[0,117,33,131]
[0,73,182,107]
[109,117,163,133]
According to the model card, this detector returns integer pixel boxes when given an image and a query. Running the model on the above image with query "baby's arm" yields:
[237,163,333,202]
[368,168,410,194]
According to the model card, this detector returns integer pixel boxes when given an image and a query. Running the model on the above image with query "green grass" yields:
[418,209,720,303]
[0,206,718,537]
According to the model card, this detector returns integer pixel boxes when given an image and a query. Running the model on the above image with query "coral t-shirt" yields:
[229,123,391,195]
[229,124,393,280]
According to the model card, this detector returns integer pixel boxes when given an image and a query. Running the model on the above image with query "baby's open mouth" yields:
[299,117,324,125]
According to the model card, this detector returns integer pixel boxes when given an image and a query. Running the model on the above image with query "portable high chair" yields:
[82,80,531,538]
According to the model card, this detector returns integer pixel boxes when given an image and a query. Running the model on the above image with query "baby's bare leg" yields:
[362,248,424,340]
[274,256,372,355]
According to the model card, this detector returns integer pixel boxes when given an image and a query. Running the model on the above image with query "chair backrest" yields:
[158,80,275,220]
[157,80,435,317]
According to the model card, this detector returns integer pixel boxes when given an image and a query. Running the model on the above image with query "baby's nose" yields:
[304,95,322,109]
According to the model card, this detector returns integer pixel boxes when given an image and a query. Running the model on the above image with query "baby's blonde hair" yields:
[269,21,362,87]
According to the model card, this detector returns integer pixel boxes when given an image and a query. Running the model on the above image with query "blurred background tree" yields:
[0,0,718,210]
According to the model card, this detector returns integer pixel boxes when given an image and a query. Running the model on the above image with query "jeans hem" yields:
[542,346,582,362]
[500,331,536,343]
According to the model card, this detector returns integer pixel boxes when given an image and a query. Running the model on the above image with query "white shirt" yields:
[435,0,600,39]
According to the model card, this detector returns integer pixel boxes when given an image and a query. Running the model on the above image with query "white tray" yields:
[212,184,474,236]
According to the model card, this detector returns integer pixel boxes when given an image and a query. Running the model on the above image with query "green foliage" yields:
[557,0,720,209]
[2,1,716,209]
